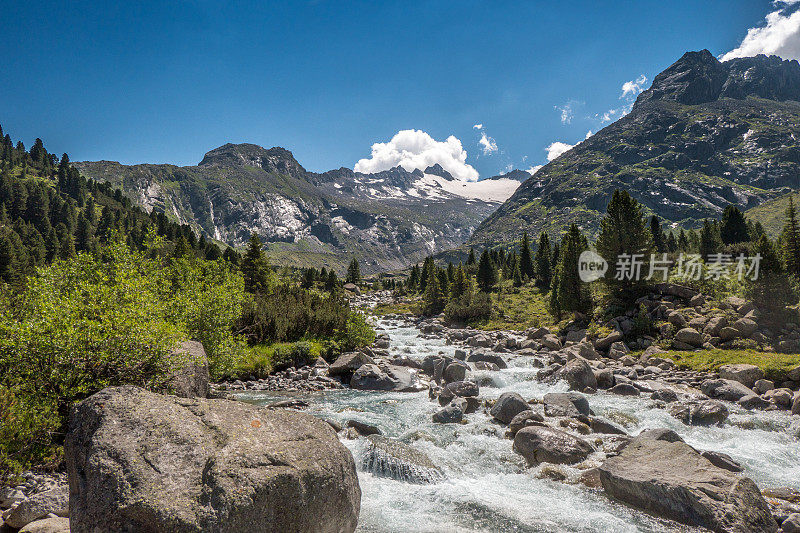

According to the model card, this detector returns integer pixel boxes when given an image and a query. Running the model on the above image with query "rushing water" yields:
[236,319,800,533]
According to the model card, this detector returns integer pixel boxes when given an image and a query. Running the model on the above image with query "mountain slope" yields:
[76,145,520,273]
[471,50,800,245]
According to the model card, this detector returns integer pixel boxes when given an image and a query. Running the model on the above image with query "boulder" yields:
[437,380,479,405]
[668,400,728,426]
[163,340,210,398]
[598,439,776,533]
[704,316,728,336]
[793,394,800,416]
[526,326,550,340]
[609,383,640,396]
[508,410,545,435]
[1,484,68,529]
[674,328,703,347]
[595,330,623,351]
[783,514,800,533]
[361,435,443,484]
[329,351,375,377]
[432,404,463,424]
[594,368,615,389]
[699,450,743,473]
[650,389,679,403]
[18,517,71,533]
[513,426,594,465]
[473,361,500,371]
[701,378,754,402]
[351,364,422,392]
[543,392,591,417]
[558,357,597,391]
[564,342,600,361]
[738,394,771,410]
[732,318,758,338]
[466,351,507,369]
[635,428,684,443]
[654,283,698,300]
[66,386,361,533]
[788,365,800,382]
[718,327,740,342]
[753,379,775,395]
[442,362,469,384]
[607,341,629,360]
[540,334,562,350]
[589,417,627,435]
[667,311,687,328]
[490,392,530,424]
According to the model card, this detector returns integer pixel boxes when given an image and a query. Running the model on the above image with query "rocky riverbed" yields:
[231,300,800,533]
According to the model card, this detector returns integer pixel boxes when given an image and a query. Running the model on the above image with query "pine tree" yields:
[650,215,665,252]
[782,196,800,277]
[699,219,720,259]
[746,235,797,327]
[172,235,191,258]
[512,262,523,287]
[550,224,592,318]
[241,233,273,293]
[719,205,749,245]
[467,248,476,266]
[301,267,316,289]
[422,265,447,315]
[74,212,93,252]
[346,257,361,284]
[0,231,19,283]
[519,232,534,279]
[451,264,468,299]
[666,232,677,253]
[534,232,552,288]
[476,249,497,292]
[677,229,689,251]
[419,257,434,293]
[595,190,653,299]
[56,224,75,260]
[325,270,338,292]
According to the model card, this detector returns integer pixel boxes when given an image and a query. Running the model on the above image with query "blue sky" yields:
[0,1,792,179]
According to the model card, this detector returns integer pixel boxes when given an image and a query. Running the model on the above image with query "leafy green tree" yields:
[550,224,592,319]
[476,249,497,292]
[534,232,552,289]
[719,205,749,245]
[519,232,534,279]
[595,190,653,300]
[241,233,273,293]
[346,257,361,284]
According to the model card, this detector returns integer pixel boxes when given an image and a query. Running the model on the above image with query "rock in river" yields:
[350,363,423,392]
[513,426,594,465]
[490,392,530,424]
[598,438,776,533]
[66,386,361,533]
[361,435,443,484]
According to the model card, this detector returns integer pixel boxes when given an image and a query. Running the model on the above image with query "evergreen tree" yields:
[719,205,749,245]
[451,264,468,299]
[699,219,720,259]
[512,262,523,287]
[172,235,191,258]
[467,248,476,266]
[519,232,534,279]
[782,196,800,277]
[325,270,338,292]
[419,257,435,293]
[0,231,18,284]
[534,232,552,289]
[476,249,497,292]
[650,215,665,252]
[595,190,653,299]
[550,224,592,319]
[241,233,273,293]
[677,229,689,251]
[746,235,797,328]
[74,212,93,252]
[346,257,361,284]
[301,267,316,289]
[422,265,447,315]
[665,232,677,253]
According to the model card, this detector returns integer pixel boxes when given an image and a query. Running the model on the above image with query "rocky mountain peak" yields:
[483,169,531,182]
[423,163,454,180]
[636,49,800,107]
[199,143,307,179]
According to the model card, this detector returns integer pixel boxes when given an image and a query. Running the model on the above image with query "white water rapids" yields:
[236,319,800,532]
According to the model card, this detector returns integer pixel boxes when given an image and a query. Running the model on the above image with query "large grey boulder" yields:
[66,386,361,533]
[598,438,776,533]
[675,328,703,347]
[701,379,754,402]
[466,351,507,369]
[719,364,763,389]
[513,426,594,465]
[1,483,68,529]
[793,393,800,416]
[163,340,210,398]
[329,351,375,377]
[437,380,479,405]
[543,392,591,417]
[668,400,729,426]
[361,435,443,484]
[490,392,529,424]
[557,357,597,391]
[350,364,423,392]
[18,517,71,533]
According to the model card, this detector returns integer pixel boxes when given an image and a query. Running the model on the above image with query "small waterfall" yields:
[360,435,444,484]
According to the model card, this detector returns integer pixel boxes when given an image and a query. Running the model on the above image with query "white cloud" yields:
[478,131,498,155]
[555,101,575,124]
[585,130,594,139]
[722,4,800,61]
[545,141,575,161]
[473,124,483,129]
[354,129,480,181]
[527,165,543,175]
[621,74,648,98]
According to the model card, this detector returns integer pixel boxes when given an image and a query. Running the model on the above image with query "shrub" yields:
[336,312,376,352]
[443,292,492,324]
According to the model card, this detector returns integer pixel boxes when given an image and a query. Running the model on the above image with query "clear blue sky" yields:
[0,1,778,177]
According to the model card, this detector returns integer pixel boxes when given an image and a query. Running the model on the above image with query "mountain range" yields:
[471,50,800,244]
[75,146,521,273]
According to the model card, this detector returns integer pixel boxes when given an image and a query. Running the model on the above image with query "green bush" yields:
[443,292,492,324]
[336,312,376,352]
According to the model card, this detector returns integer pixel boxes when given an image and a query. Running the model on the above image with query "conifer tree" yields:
[241,233,273,293]
[650,215,665,252]
[699,219,720,259]
[512,262,523,287]
[534,232,552,289]
[677,229,689,251]
[422,265,447,315]
[519,232,534,279]
[782,196,800,277]
[550,224,592,318]
[476,249,497,292]
[325,270,338,292]
[467,248,476,266]
[451,264,468,299]
[719,204,749,245]
[346,257,361,284]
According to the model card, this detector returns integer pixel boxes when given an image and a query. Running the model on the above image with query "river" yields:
[235,318,800,532]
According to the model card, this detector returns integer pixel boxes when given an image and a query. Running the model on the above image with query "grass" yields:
[371,299,419,316]
[661,349,800,382]
[471,282,555,331]
[231,340,325,379]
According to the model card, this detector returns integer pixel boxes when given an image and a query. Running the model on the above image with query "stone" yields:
[595,330,623,351]
[701,378,754,402]
[590,417,627,435]
[508,410,545,435]
[473,361,500,371]
[563,342,600,361]
[609,383,640,396]
[361,435,443,484]
[783,513,800,533]
[793,394,800,416]
[468,334,492,348]
[513,426,594,465]
[163,340,210,398]
[788,365,800,382]
[466,351,507,369]
[350,364,422,392]
[667,311,687,328]
[753,379,775,395]
[635,428,684,443]
[668,400,728,426]
[540,334,562,350]
[18,517,71,533]
[654,283,698,300]
[738,394,771,410]
[66,386,361,533]
[565,329,587,343]
[723,296,747,310]
[329,351,375,376]
[558,357,597,391]
[732,318,758,338]
[442,362,468,384]
[490,392,530,424]
[703,316,728,336]
[454,349,467,360]
[607,341,629,360]
[594,368,615,389]
[674,328,703,347]
[347,419,381,436]
[437,380,479,405]
[699,450,743,473]
[543,392,591,417]
[2,484,68,529]
[598,439,775,533]
[718,327,740,342]
[767,388,794,409]
[650,389,679,403]
[526,326,550,340]
[432,404,463,424]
